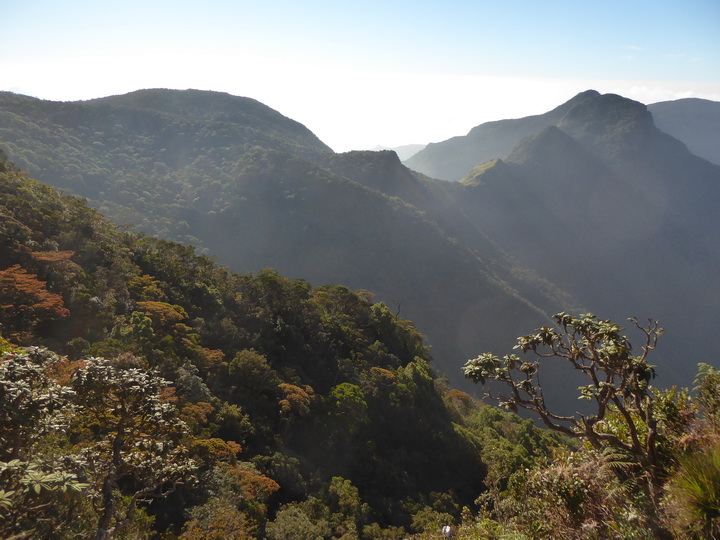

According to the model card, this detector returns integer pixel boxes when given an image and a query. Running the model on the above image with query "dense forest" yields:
[2,145,720,538]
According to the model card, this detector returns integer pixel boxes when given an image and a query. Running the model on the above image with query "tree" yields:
[463,313,664,498]
[0,264,69,336]
[0,348,89,538]
[70,357,197,540]
[661,363,720,537]
[327,382,369,434]
[0,347,74,461]
[181,462,279,539]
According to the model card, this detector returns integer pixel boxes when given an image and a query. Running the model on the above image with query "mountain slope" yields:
[199,148,556,383]
[648,97,720,166]
[0,89,563,396]
[0,155,507,534]
[0,89,330,198]
[404,90,600,181]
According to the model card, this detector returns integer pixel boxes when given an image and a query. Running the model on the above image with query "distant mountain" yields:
[450,91,720,387]
[649,98,720,166]
[371,143,426,161]
[405,90,720,181]
[0,89,563,398]
[404,90,599,181]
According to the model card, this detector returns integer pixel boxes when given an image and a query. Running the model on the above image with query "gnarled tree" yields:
[71,357,197,540]
[463,313,664,499]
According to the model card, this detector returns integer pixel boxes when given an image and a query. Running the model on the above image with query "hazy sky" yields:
[2,0,719,151]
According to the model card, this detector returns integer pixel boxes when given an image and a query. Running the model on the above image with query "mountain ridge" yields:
[404,90,601,181]
[445,96,720,386]
[649,97,720,166]
[1,87,718,400]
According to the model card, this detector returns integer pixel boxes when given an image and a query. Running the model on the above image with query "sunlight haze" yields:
[2,0,718,151]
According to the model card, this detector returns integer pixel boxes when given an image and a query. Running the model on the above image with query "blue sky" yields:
[1,0,718,150]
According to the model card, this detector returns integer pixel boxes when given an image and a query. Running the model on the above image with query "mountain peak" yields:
[560,91,650,129]
[557,92,662,163]
[86,88,333,153]
[404,90,615,181]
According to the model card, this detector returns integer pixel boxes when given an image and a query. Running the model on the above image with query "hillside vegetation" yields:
[0,152,565,537]
[2,153,720,537]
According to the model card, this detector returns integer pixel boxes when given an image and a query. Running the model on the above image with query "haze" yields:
[2,0,719,151]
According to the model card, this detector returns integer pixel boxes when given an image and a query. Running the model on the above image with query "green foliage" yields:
[180,462,279,538]
[70,357,197,539]
[663,439,720,538]
[695,363,720,432]
[0,347,197,538]
[328,383,369,428]
[266,502,332,539]
[0,348,87,537]
[0,166,502,534]
[459,317,720,539]
[0,347,74,461]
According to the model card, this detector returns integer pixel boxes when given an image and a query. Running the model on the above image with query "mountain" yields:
[1,151,715,540]
[447,92,720,387]
[2,92,719,538]
[372,143,426,161]
[0,89,563,398]
[404,90,720,181]
[403,90,598,181]
[648,97,720,166]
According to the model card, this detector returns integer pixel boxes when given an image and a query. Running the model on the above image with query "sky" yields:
[1,0,719,152]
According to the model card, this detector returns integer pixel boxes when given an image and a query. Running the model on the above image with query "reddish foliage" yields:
[0,264,69,331]
[136,300,187,330]
[229,467,280,502]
